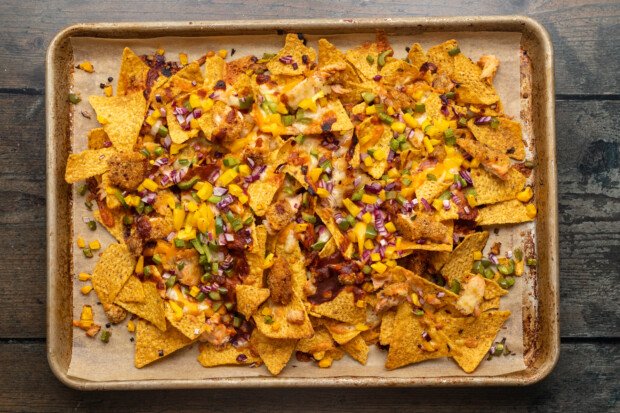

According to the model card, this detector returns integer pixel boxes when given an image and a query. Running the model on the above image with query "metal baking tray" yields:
[46,16,558,389]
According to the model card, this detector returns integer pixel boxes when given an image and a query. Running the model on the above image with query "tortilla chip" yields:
[91,242,135,305]
[428,251,451,272]
[379,59,417,86]
[453,53,499,105]
[203,54,226,90]
[456,136,511,179]
[345,34,392,81]
[467,117,525,160]
[245,224,267,287]
[296,327,335,354]
[480,297,501,312]
[415,179,451,205]
[267,33,316,77]
[235,284,270,319]
[471,167,527,206]
[407,43,427,70]
[164,302,206,340]
[115,275,145,303]
[134,319,192,368]
[251,329,297,375]
[274,227,308,298]
[318,38,349,72]
[64,147,116,183]
[435,309,511,373]
[88,92,146,152]
[342,334,369,365]
[424,92,445,121]
[324,99,354,132]
[427,39,459,75]
[477,199,534,226]
[197,343,259,367]
[93,209,125,243]
[156,62,204,104]
[247,168,284,216]
[166,102,198,144]
[254,294,314,339]
[440,231,489,283]
[319,237,338,258]
[385,302,450,370]
[117,47,150,96]
[324,320,361,345]
[379,310,396,345]
[87,127,109,150]
[483,278,508,300]
[312,290,366,325]
[116,281,166,332]
[362,125,392,179]
[316,206,351,258]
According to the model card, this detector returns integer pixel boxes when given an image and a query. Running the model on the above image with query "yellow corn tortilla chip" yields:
[471,167,527,206]
[245,224,267,287]
[203,54,226,90]
[427,39,459,76]
[342,334,369,365]
[87,127,109,150]
[324,320,361,345]
[115,275,145,303]
[254,294,314,339]
[467,117,525,160]
[385,302,450,370]
[116,281,166,332]
[345,34,392,81]
[477,199,534,226]
[362,125,392,179]
[164,302,206,340]
[312,290,366,325]
[89,92,146,152]
[91,242,135,305]
[318,38,349,72]
[324,99,354,132]
[197,343,259,367]
[296,327,335,354]
[379,310,396,345]
[453,53,499,105]
[247,168,284,216]
[117,47,150,96]
[64,147,116,183]
[456,136,511,179]
[483,278,508,300]
[316,206,352,258]
[407,43,427,70]
[166,102,200,144]
[134,319,193,368]
[251,329,297,375]
[480,297,501,312]
[388,266,459,306]
[428,251,451,272]
[424,92,445,121]
[235,284,270,319]
[319,237,338,258]
[154,61,204,104]
[93,208,125,243]
[267,33,316,77]
[435,309,511,373]
[274,226,308,298]
[379,59,417,87]
[415,179,452,205]
[440,231,489,283]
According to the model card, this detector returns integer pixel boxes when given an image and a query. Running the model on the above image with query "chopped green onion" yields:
[100,330,111,343]
[377,50,393,67]
[294,134,306,144]
[524,160,535,169]
[201,273,212,283]
[483,268,495,279]
[338,219,351,231]
[345,215,356,227]
[378,113,394,125]
[140,148,150,158]
[414,103,426,113]
[174,239,186,248]
[223,157,239,168]
[82,247,93,258]
[177,261,185,271]
[215,216,224,235]
[490,117,500,129]
[154,147,164,156]
[238,96,254,110]
[178,159,190,167]
[450,279,461,294]
[122,215,132,225]
[144,205,153,214]
[157,126,169,137]
[472,261,484,275]
[84,200,93,210]
[191,191,201,203]
[514,248,523,261]
[506,276,516,287]
[438,190,452,201]
[77,185,88,196]
[361,92,376,105]
[366,54,375,64]
[195,292,206,302]
[413,309,425,316]
[444,128,455,146]
[402,177,412,186]
[262,52,276,60]
[114,190,129,208]
[497,259,515,275]
[481,259,491,268]
[426,173,437,181]
[243,216,254,225]
[212,302,222,312]
[135,201,145,214]
[69,93,81,104]
[311,241,326,251]
[282,114,294,126]
[264,315,274,324]
[87,220,97,231]
[458,117,468,127]
[165,275,177,288]
[498,278,509,289]
[233,316,242,328]
[448,46,461,56]
[351,188,364,202]
[143,265,151,277]
[302,212,316,224]
[177,176,199,190]
[224,302,234,311]
[362,265,372,275]
[373,103,385,113]
[207,195,222,204]
[190,239,205,255]
[365,225,377,239]
[208,291,221,301]
[390,138,400,152]
[445,91,456,99]
[527,258,537,266]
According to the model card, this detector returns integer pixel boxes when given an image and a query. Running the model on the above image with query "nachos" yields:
[67,34,536,374]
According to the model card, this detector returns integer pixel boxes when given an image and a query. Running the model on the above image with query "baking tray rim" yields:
[46,15,559,390]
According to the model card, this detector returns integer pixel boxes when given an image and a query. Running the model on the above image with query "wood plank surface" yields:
[0,0,618,95]
[0,341,617,412]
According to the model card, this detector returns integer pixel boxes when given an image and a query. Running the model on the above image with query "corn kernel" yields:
[343,198,361,217]
[77,237,85,248]
[364,239,374,250]
[318,357,333,368]
[373,148,387,161]
[355,323,369,331]
[385,222,396,233]
[263,253,274,269]
[295,223,308,233]
[80,285,93,295]
[196,182,213,200]
[298,98,317,112]
[370,252,381,262]
[526,204,537,219]
[411,292,421,307]
[315,188,330,198]
[391,121,406,133]
[96,114,108,125]
[362,282,374,292]
[238,194,248,204]
[365,105,377,115]
[363,156,374,167]
[371,262,387,274]
[218,49,228,58]
[309,167,323,182]
[261,307,272,316]
[135,256,144,274]
[387,167,400,178]
[103,85,113,97]
[142,178,158,192]
[189,286,201,298]
[361,194,377,204]
[466,194,477,207]
[156,48,165,55]
[127,320,136,332]
[361,212,372,223]
[271,321,281,331]
[517,186,534,202]
[356,300,366,308]
[423,136,434,153]
[202,98,214,112]
[179,52,189,65]
[403,112,418,128]
[470,158,480,168]
[473,251,483,261]
[78,61,94,73]
[238,164,251,176]
[217,169,238,186]
[432,199,444,211]
[177,227,196,241]
[78,272,91,281]
[387,106,395,115]
[173,207,186,231]
[385,259,397,267]
[89,240,101,250]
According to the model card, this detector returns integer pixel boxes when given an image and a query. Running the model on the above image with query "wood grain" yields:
[0,0,618,94]
[0,341,617,411]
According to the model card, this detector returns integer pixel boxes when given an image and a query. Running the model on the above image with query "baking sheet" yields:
[66,31,533,382]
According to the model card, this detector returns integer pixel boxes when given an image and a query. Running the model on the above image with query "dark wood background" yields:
[0,1,618,411]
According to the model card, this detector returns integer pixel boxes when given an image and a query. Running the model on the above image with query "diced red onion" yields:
[437,292,445,298]
[374,209,388,237]
[166,232,176,242]
[224,233,235,242]
[443,199,451,210]
[373,75,382,81]
[163,136,172,149]
[451,194,461,205]
[154,157,169,167]
[421,331,431,341]
[459,170,473,185]
[474,116,492,125]
[213,186,228,196]
[174,106,189,116]
[159,107,166,117]
[141,192,157,205]
[421,198,431,212]
[507,250,513,259]
[364,182,382,194]
[246,157,255,168]
[279,55,293,64]
[488,253,499,265]
[217,194,234,210]
[464,206,471,214]
[387,149,396,162]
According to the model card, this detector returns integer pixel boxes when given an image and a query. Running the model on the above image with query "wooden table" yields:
[1,1,617,411]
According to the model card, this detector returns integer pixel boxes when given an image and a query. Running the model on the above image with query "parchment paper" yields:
[67,31,533,381]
